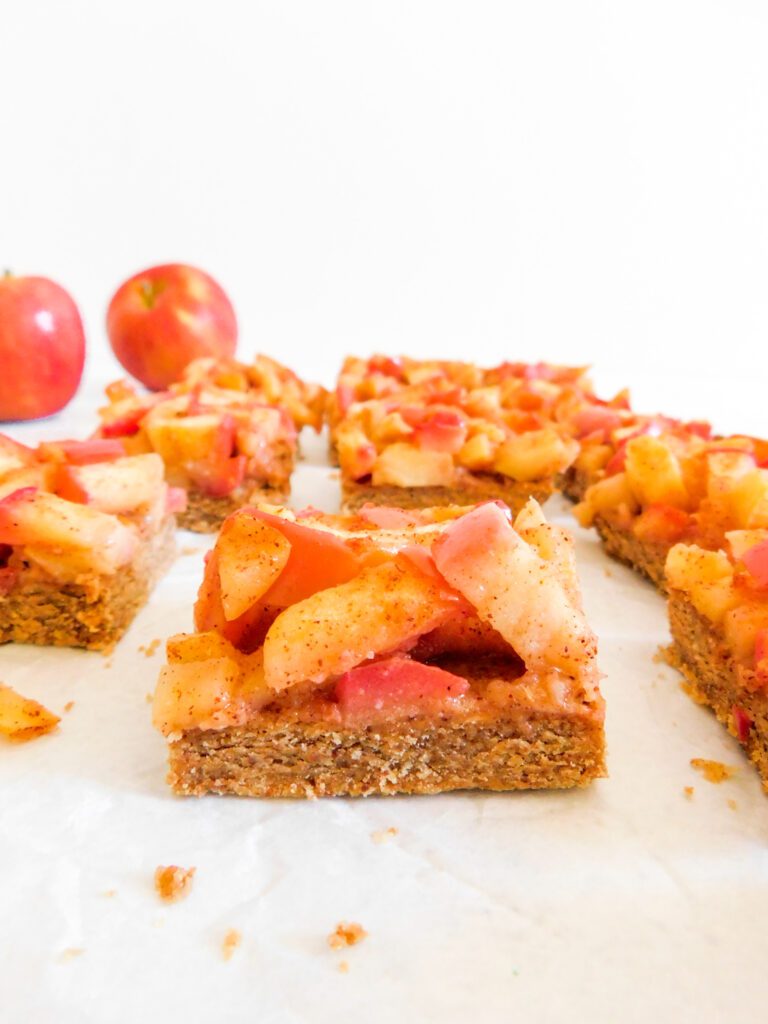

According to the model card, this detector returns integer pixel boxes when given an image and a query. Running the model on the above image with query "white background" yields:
[2,4,768,1023]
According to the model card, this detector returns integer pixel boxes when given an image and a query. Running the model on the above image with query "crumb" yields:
[145,693,153,704]
[371,827,398,844]
[222,929,241,961]
[139,638,161,658]
[728,799,738,811]
[328,922,367,950]
[154,865,196,902]
[338,960,349,974]
[680,681,707,705]
[327,471,341,480]
[690,758,737,784]
[102,889,117,898]
[58,948,84,963]
[103,660,113,670]
[683,786,694,800]
[63,701,75,713]
[603,567,613,578]
[652,647,666,665]
[181,546,202,556]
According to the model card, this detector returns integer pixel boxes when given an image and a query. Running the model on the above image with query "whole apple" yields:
[107,264,238,390]
[0,274,86,421]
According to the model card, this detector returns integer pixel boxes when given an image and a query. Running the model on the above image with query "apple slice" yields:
[335,656,469,721]
[52,454,166,514]
[263,560,457,691]
[217,511,291,620]
[0,434,35,477]
[625,436,689,508]
[153,656,246,735]
[37,438,126,465]
[0,488,137,574]
[513,498,581,606]
[145,411,235,465]
[0,683,60,741]
[432,502,595,674]
[493,429,578,482]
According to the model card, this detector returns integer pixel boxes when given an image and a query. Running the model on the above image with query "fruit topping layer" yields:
[97,353,325,499]
[0,433,179,584]
[153,500,603,736]
[332,357,586,486]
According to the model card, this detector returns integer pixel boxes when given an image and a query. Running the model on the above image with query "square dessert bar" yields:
[573,429,768,590]
[0,434,180,650]
[97,354,326,532]
[330,355,587,514]
[153,499,606,798]
[665,535,768,790]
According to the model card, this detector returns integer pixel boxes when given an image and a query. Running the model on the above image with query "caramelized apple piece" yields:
[216,512,291,620]
[262,560,457,691]
[493,429,577,482]
[53,454,166,514]
[433,502,595,674]
[372,443,455,487]
[0,683,60,741]
[335,657,469,721]
[624,436,688,508]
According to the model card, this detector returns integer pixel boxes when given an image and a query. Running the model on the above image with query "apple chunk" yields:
[0,488,137,574]
[263,560,457,691]
[217,511,291,620]
[53,454,166,514]
[432,502,595,675]
[335,657,469,721]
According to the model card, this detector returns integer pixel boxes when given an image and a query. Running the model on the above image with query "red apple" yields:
[106,264,237,390]
[0,274,85,421]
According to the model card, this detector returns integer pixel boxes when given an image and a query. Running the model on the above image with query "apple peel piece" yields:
[335,656,469,721]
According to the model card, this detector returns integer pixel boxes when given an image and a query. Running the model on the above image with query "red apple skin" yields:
[107,264,238,390]
[0,275,86,421]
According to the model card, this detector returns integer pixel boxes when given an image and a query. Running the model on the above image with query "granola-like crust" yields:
[591,513,669,591]
[341,475,553,514]
[558,466,593,503]
[167,710,606,798]
[666,592,768,792]
[0,517,177,651]
[178,486,290,533]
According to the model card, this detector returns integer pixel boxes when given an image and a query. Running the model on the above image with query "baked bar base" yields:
[666,593,768,792]
[0,517,176,651]
[167,712,606,798]
[592,513,668,591]
[341,476,552,515]
[178,486,290,533]
[558,466,593,503]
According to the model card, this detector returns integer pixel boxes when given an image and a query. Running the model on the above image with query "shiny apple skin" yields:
[0,275,86,421]
[107,264,237,390]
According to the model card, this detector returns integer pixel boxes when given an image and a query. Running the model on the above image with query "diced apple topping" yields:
[433,502,595,675]
[574,472,639,528]
[493,429,578,482]
[0,488,138,575]
[335,657,469,722]
[262,560,459,691]
[372,444,455,488]
[624,436,688,508]
[52,454,166,514]
[665,544,739,624]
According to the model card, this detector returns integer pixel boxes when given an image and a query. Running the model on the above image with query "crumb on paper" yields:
[652,647,666,665]
[58,948,84,963]
[138,638,161,658]
[603,567,613,578]
[683,786,694,800]
[222,929,241,961]
[145,693,154,704]
[690,758,737,784]
[728,799,738,811]
[327,470,341,480]
[154,865,196,902]
[0,682,60,742]
[63,701,75,713]
[371,827,398,844]
[338,960,350,974]
[103,660,113,670]
[102,889,117,898]
[181,545,202,556]
[328,922,367,950]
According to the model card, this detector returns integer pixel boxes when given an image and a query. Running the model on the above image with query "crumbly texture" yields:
[0,517,176,652]
[558,466,593,503]
[178,487,290,533]
[328,922,367,949]
[341,476,553,515]
[690,757,737,784]
[591,513,669,591]
[666,592,768,792]
[154,864,196,902]
[166,709,606,798]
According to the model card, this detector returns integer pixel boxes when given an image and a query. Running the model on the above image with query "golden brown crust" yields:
[0,517,176,651]
[167,710,606,798]
[666,591,768,792]
[178,487,290,533]
[591,513,669,591]
[558,466,592,503]
[341,476,553,514]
